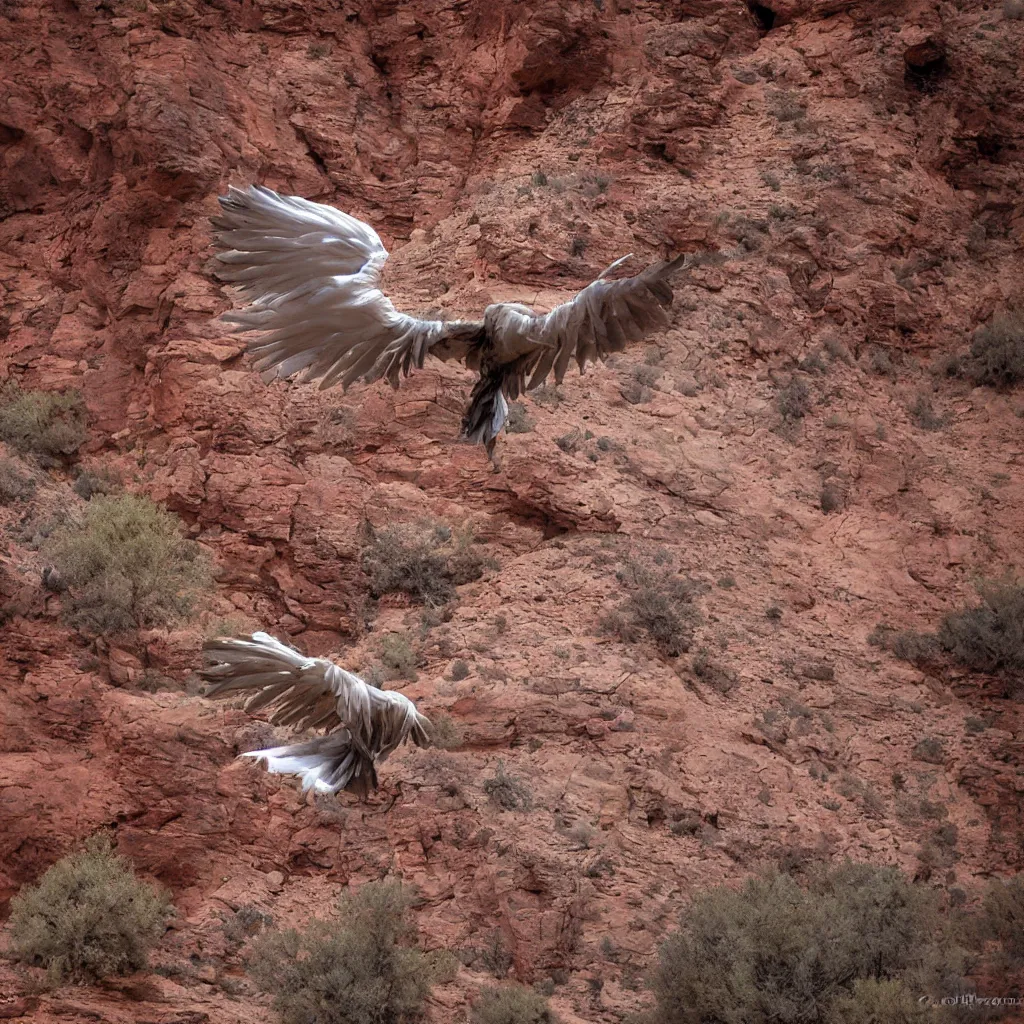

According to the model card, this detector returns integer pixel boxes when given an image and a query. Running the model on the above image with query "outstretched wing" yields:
[199,632,431,757]
[211,185,484,390]
[489,252,719,395]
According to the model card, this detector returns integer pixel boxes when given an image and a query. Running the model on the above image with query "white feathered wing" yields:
[212,185,484,391]
[200,631,431,797]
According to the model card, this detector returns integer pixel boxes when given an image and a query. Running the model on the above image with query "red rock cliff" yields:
[1,0,1023,1020]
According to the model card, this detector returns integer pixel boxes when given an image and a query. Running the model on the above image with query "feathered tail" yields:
[460,367,509,458]
[242,733,378,797]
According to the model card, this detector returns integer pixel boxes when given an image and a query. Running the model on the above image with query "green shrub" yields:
[0,456,34,503]
[777,378,811,421]
[45,493,211,635]
[362,521,495,606]
[472,983,559,1024]
[8,835,170,984]
[506,402,534,433]
[0,384,87,462]
[648,862,965,1024]
[380,633,419,680]
[825,978,923,1023]
[428,712,464,750]
[980,876,1024,962]
[963,309,1024,389]
[601,558,702,657]
[247,880,433,1024]
[936,581,1024,678]
[484,761,532,811]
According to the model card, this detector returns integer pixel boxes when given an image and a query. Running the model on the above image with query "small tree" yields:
[8,835,171,984]
[45,493,210,635]
[247,880,434,1024]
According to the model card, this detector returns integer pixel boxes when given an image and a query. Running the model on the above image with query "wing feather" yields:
[487,252,721,393]
[199,632,431,759]
[211,185,483,392]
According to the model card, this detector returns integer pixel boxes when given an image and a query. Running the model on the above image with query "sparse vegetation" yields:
[649,863,966,1024]
[820,481,843,514]
[428,712,464,750]
[873,581,1024,689]
[981,876,1024,962]
[0,456,34,503]
[73,465,121,500]
[601,558,702,657]
[307,40,330,59]
[692,648,738,694]
[912,736,946,765]
[222,904,273,948]
[44,493,211,635]
[908,393,948,431]
[937,580,1024,680]
[767,88,807,122]
[506,402,534,434]
[8,835,171,985]
[961,308,1024,389]
[449,659,470,681]
[248,880,434,1024]
[379,633,419,680]
[363,521,495,606]
[484,760,532,811]
[776,378,811,421]
[472,983,558,1024]
[0,384,88,463]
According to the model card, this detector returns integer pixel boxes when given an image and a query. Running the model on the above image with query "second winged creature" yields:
[200,632,431,798]
[210,184,714,464]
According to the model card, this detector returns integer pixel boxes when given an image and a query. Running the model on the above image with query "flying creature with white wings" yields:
[209,184,719,466]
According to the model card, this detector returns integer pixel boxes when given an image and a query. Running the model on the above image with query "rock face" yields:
[1,0,1023,1020]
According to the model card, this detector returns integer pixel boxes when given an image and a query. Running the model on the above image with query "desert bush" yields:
[962,309,1024,389]
[0,456,34,503]
[247,880,434,1024]
[826,978,923,1023]
[0,384,87,462]
[767,88,806,121]
[777,378,811,421]
[936,581,1024,679]
[428,712,464,750]
[601,558,702,657]
[380,633,419,680]
[73,465,121,500]
[1006,0,1024,18]
[484,761,532,811]
[362,521,495,606]
[451,658,476,683]
[44,493,211,635]
[506,402,534,433]
[820,482,844,514]
[648,862,965,1024]
[8,835,171,984]
[472,983,559,1024]
[908,394,948,431]
[868,624,940,665]
[222,904,274,947]
[980,876,1024,962]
